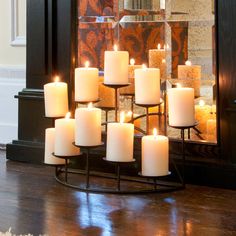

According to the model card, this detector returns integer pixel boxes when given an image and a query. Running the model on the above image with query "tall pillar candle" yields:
[135,66,160,105]
[44,77,68,117]
[44,128,65,165]
[104,45,129,85]
[149,44,167,78]
[75,103,102,146]
[142,129,169,176]
[178,61,201,97]
[168,88,195,126]
[75,61,99,102]
[55,113,80,156]
[106,112,134,162]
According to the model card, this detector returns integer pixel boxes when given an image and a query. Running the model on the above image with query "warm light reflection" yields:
[142,64,147,69]
[85,61,90,68]
[65,112,71,119]
[199,100,205,106]
[114,44,118,51]
[153,128,158,138]
[127,111,133,117]
[88,102,93,109]
[162,59,166,64]
[185,60,192,66]
[120,111,125,123]
[130,58,135,66]
[54,76,60,83]
[176,83,182,88]
[157,43,161,50]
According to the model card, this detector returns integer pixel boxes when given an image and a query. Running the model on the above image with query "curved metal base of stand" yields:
[75,99,101,105]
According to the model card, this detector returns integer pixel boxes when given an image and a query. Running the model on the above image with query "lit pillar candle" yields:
[120,58,142,95]
[168,87,195,126]
[44,76,68,117]
[104,45,129,85]
[106,112,134,162]
[149,44,167,78]
[195,100,211,133]
[75,61,99,102]
[44,128,65,165]
[55,112,80,156]
[75,103,102,146]
[142,128,169,176]
[178,61,201,97]
[135,65,160,105]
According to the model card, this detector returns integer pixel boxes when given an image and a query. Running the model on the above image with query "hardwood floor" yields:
[1,150,236,236]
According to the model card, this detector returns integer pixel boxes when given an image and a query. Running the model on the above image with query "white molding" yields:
[11,0,26,46]
[0,65,26,80]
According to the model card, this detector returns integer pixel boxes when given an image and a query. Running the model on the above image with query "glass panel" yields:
[77,0,217,143]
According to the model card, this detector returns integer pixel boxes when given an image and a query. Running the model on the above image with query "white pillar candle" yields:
[142,128,169,176]
[44,76,68,117]
[75,103,102,146]
[168,87,195,126]
[75,61,99,102]
[149,44,167,78]
[178,61,201,80]
[135,66,160,105]
[106,112,134,162]
[44,128,65,165]
[104,45,129,85]
[160,0,166,10]
[55,112,80,156]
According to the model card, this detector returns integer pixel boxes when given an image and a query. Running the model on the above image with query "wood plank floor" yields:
[1,150,236,236]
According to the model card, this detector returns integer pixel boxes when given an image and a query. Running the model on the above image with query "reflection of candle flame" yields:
[114,44,118,51]
[65,112,71,119]
[157,44,161,50]
[120,111,125,123]
[142,64,147,69]
[166,44,170,50]
[185,60,192,66]
[153,128,158,138]
[54,76,60,83]
[127,111,132,117]
[162,59,166,64]
[130,58,135,66]
[85,61,90,68]
[199,100,205,106]
[88,102,93,109]
[176,83,182,88]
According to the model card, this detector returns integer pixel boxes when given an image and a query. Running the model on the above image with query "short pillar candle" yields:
[104,45,129,85]
[55,113,80,156]
[135,66,160,105]
[44,128,65,165]
[74,61,99,102]
[44,76,68,117]
[168,87,195,126]
[142,128,169,176]
[75,103,102,146]
[106,112,134,162]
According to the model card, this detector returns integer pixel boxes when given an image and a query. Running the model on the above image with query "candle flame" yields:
[176,83,182,88]
[162,59,166,64]
[199,100,205,107]
[185,60,192,66]
[114,44,118,51]
[153,128,158,138]
[85,61,90,68]
[142,64,147,69]
[127,111,133,117]
[157,43,161,50]
[130,58,135,66]
[88,102,93,109]
[54,76,60,83]
[166,44,170,50]
[120,111,125,123]
[65,112,71,119]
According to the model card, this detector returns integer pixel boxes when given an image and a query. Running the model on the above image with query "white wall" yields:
[0,0,26,145]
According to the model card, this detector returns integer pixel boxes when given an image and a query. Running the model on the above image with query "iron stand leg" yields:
[188,128,191,139]
[116,163,121,191]
[115,88,118,122]
[181,129,186,188]
[153,178,157,190]
[131,96,134,120]
[86,149,90,189]
[105,110,108,133]
[65,158,68,183]
[146,107,149,135]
